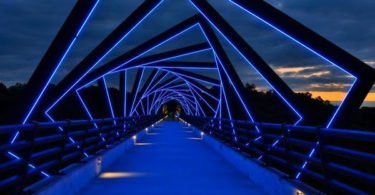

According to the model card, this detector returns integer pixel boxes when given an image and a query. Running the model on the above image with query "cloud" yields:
[275,66,331,78]
[0,0,373,99]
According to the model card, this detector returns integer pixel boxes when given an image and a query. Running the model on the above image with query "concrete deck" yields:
[79,120,266,195]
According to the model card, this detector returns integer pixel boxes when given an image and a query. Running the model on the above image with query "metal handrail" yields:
[183,116,375,194]
[0,115,161,193]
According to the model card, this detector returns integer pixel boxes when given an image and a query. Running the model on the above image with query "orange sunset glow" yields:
[303,91,375,102]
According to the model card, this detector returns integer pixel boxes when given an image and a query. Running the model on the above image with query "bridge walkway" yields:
[79,120,265,195]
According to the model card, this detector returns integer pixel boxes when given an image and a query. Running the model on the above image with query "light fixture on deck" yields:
[296,190,304,195]
[99,172,146,179]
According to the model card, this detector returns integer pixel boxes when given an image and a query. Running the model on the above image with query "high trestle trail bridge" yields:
[0,0,374,194]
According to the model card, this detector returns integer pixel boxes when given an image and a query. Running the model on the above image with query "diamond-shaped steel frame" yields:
[8,0,375,181]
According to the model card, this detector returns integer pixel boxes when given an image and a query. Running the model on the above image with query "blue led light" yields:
[188,82,219,101]
[164,70,220,87]
[130,69,145,116]
[219,86,223,119]
[45,112,90,158]
[186,82,207,117]
[142,70,160,98]
[220,0,359,178]
[149,83,188,94]
[140,100,146,114]
[145,66,216,70]
[326,78,358,128]
[76,0,101,36]
[76,90,98,128]
[7,151,50,178]
[124,70,128,117]
[149,68,220,102]
[196,23,258,121]
[102,77,116,125]
[153,77,180,90]
[216,53,260,132]
[44,0,165,119]
[11,0,101,144]
[215,64,237,137]
[81,23,201,90]
[133,47,212,67]
[7,151,20,159]
[227,0,358,128]
[126,51,217,116]
[144,73,169,97]
[181,77,216,113]
[146,96,150,114]
[192,3,302,125]
[10,0,103,170]
[147,89,193,114]
[73,21,217,117]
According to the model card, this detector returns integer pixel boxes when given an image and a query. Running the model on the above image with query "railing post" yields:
[83,119,91,156]
[232,120,239,148]
[55,120,69,175]
[258,122,265,158]
[282,123,292,177]
[100,118,107,147]
[318,127,331,192]
[18,122,38,192]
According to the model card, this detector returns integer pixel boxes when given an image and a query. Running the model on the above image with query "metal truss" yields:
[9,0,374,186]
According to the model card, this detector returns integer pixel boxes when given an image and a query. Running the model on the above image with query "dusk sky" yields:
[0,0,374,105]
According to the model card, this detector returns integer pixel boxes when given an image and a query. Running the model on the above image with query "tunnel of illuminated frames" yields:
[0,0,374,194]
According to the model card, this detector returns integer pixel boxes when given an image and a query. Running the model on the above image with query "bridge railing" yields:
[183,116,375,194]
[0,115,161,193]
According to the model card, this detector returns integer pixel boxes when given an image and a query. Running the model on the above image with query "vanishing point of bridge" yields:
[0,0,374,194]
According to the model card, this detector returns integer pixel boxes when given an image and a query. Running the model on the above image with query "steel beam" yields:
[199,19,255,121]
[74,15,200,88]
[227,0,375,127]
[19,0,100,123]
[43,0,163,113]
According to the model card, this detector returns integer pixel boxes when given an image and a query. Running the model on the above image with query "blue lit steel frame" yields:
[14,0,374,182]
[7,0,101,179]
[9,0,164,178]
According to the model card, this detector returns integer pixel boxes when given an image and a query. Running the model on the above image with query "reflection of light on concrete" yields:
[99,172,146,179]
[187,137,202,141]
[146,132,159,135]
[135,142,154,146]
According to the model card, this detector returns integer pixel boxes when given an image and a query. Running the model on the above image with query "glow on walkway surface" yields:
[79,121,265,194]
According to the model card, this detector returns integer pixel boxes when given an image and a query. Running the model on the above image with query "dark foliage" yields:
[0,82,373,131]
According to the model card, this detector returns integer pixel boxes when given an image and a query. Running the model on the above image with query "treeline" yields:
[0,82,373,131]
